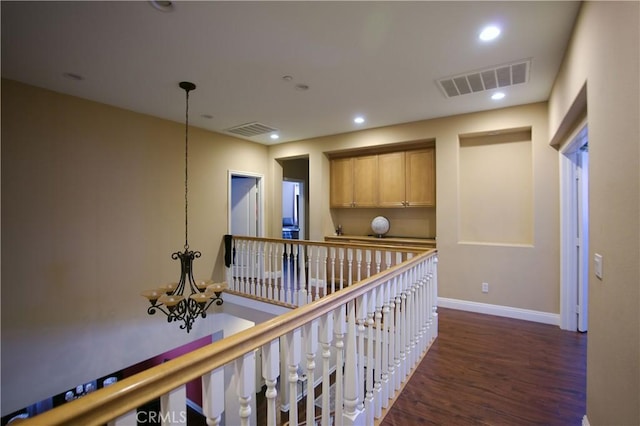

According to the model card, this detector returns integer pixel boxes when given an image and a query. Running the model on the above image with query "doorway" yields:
[229,171,264,237]
[560,123,589,331]
[282,179,304,240]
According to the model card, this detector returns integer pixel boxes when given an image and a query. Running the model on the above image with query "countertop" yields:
[325,235,436,246]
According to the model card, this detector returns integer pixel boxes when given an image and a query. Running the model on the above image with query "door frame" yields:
[228,170,265,237]
[559,120,589,331]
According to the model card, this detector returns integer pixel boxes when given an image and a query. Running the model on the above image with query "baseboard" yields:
[437,297,560,326]
[582,414,590,426]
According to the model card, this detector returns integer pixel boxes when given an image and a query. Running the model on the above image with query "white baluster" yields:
[284,244,292,304]
[304,320,318,426]
[394,275,403,391]
[356,293,368,414]
[365,288,375,425]
[287,328,302,426]
[334,304,346,424]
[400,272,409,381]
[343,300,363,426]
[388,276,397,395]
[355,249,362,282]
[365,249,372,278]
[338,247,345,290]
[298,244,308,305]
[330,247,337,295]
[314,245,321,301]
[235,351,256,426]
[347,249,354,287]
[278,243,286,303]
[381,281,390,408]
[262,339,280,426]
[319,312,334,426]
[267,242,274,301]
[374,282,383,419]
[375,250,382,275]
[160,385,187,426]
[202,367,224,426]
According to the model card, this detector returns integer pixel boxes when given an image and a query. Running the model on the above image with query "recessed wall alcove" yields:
[458,128,533,246]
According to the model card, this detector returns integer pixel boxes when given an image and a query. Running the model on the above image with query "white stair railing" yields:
[21,240,437,426]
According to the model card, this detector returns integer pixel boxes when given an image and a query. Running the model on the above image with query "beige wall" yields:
[548,2,640,424]
[269,102,560,316]
[0,79,270,414]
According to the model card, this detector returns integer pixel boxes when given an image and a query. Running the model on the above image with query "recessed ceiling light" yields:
[295,84,309,91]
[479,25,501,41]
[201,114,213,119]
[491,92,505,100]
[354,116,365,124]
[149,1,174,12]
[270,133,280,140]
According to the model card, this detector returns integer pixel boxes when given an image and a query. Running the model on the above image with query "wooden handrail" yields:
[21,248,436,426]
[230,235,431,254]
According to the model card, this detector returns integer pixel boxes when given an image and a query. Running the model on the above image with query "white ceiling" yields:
[1,1,581,145]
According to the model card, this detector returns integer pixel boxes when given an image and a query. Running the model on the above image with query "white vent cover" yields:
[437,59,530,98]
[225,122,278,137]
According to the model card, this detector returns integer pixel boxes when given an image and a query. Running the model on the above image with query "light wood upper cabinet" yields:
[330,157,354,207]
[330,147,434,208]
[378,151,407,207]
[406,148,435,207]
[353,155,378,207]
[330,155,378,207]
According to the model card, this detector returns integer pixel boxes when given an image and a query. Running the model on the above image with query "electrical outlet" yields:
[482,282,489,293]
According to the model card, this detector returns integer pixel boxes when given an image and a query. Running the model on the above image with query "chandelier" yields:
[141,81,227,333]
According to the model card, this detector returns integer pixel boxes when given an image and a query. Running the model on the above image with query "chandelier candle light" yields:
[141,81,227,333]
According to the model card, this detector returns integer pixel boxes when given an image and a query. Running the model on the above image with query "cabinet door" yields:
[378,151,406,207]
[406,148,435,207]
[353,155,378,207]
[330,157,354,207]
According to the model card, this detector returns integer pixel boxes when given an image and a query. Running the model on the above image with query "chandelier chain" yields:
[184,88,190,250]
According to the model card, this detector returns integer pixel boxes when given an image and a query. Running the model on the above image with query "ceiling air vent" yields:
[437,59,530,98]
[225,122,278,137]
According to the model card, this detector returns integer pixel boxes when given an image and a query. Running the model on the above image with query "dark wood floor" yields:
[380,308,587,426]
[188,307,586,425]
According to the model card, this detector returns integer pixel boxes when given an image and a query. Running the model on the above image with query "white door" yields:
[560,124,589,331]
[576,145,589,332]
[230,175,260,236]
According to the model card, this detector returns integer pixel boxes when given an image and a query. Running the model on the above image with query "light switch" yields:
[594,253,603,280]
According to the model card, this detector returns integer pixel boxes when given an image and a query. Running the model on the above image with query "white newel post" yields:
[319,312,334,426]
[287,328,302,426]
[261,339,280,426]
[304,320,318,426]
[235,351,256,426]
[160,385,187,426]
[202,367,224,426]
[433,256,439,339]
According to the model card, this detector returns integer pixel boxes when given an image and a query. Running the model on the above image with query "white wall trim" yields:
[582,414,590,426]
[438,297,559,326]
